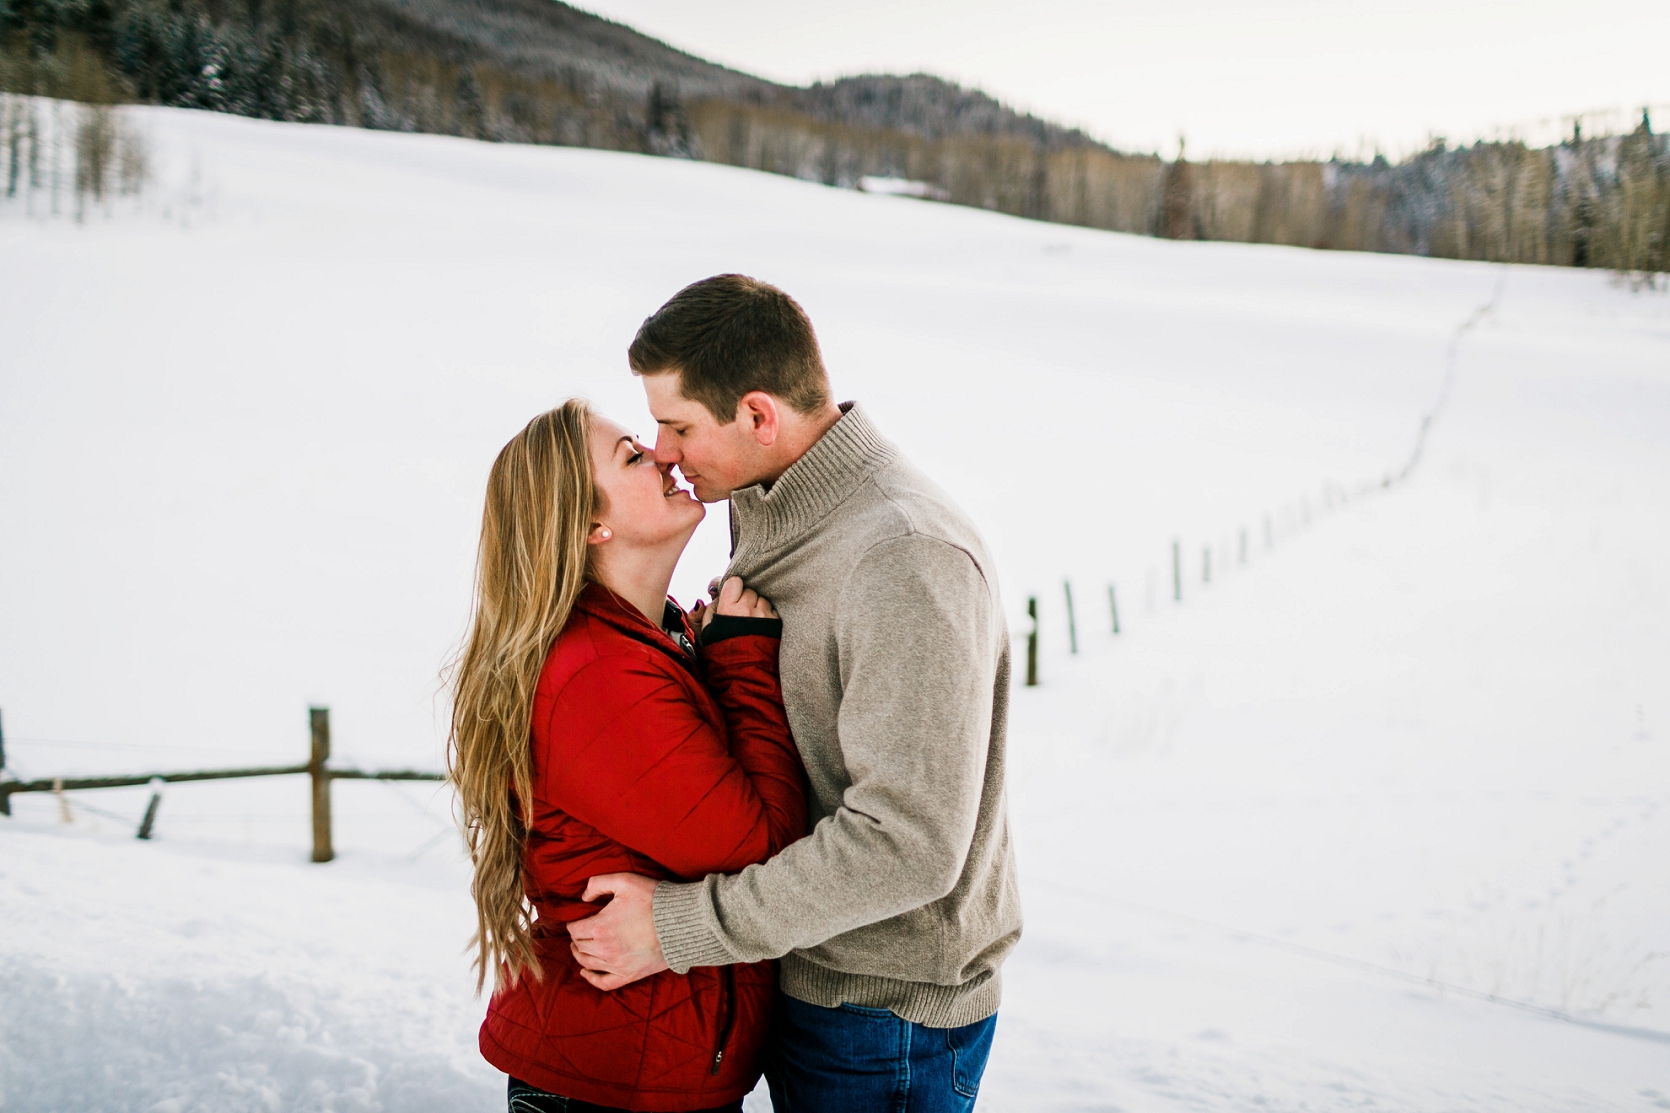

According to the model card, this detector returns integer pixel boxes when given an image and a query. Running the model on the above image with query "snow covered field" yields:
[2,104,1668,1111]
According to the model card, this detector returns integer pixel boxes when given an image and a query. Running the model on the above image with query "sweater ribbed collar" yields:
[729,401,897,556]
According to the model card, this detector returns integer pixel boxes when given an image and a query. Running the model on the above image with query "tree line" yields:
[686,103,1668,274]
[3,0,1665,274]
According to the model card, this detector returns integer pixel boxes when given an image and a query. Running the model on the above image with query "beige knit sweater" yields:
[652,403,1022,1027]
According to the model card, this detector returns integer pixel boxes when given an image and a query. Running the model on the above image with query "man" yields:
[569,274,1021,1111]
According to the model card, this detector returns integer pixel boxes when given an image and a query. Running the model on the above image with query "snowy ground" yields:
[2,104,1668,1111]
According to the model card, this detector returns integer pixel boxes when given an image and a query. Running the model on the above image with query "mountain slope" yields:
[2,0,1663,270]
[366,0,771,98]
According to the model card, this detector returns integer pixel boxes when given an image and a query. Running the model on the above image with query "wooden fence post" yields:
[1025,597,1038,687]
[1063,580,1078,655]
[1172,541,1182,602]
[309,706,333,863]
[136,777,163,840]
[0,706,8,816]
[1108,584,1120,635]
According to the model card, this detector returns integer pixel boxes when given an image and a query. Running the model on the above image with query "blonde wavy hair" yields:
[448,399,596,993]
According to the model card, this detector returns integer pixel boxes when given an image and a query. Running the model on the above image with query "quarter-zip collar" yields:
[728,402,897,561]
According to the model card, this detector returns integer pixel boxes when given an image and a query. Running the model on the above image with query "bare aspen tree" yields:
[4,98,19,200]
[118,116,148,199]
[27,100,40,218]
[50,100,62,217]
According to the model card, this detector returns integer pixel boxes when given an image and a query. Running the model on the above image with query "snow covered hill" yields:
[2,104,1667,1111]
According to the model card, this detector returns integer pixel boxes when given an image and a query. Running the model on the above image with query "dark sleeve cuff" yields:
[700,615,782,645]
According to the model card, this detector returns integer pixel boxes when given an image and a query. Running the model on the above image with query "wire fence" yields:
[1020,272,1508,681]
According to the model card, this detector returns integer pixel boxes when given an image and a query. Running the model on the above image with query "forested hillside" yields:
[0,0,1089,155]
[2,0,1665,273]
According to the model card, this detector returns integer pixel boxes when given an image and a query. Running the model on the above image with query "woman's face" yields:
[588,413,705,552]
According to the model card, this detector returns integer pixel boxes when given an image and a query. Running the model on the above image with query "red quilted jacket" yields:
[480,582,807,1110]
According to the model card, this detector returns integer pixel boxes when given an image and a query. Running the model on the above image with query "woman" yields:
[448,399,806,1112]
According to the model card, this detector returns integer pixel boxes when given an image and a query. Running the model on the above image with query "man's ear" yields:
[736,391,781,447]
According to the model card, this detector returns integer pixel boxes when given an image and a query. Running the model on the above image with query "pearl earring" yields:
[599,528,611,540]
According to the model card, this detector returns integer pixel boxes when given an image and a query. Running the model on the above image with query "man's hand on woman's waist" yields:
[568,873,669,991]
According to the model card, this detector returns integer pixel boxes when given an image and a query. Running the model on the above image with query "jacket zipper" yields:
[710,966,737,1075]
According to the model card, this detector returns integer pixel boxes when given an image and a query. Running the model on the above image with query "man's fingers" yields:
[580,967,629,992]
[581,874,624,902]
[569,938,634,992]
[570,945,627,991]
[569,940,611,970]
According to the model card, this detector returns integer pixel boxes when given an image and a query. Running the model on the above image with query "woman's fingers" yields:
[740,587,776,618]
[716,577,755,616]
[717,577,745,611]
[715,575,778,619]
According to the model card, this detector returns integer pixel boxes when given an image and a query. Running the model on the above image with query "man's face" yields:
[641,372,763,502]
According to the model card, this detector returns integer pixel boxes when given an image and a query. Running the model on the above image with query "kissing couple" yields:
[448,275,1023,1113]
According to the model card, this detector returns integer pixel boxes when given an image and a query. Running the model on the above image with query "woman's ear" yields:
[587,522,613,546]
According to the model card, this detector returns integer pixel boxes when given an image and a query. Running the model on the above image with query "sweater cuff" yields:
[652,879,740,973]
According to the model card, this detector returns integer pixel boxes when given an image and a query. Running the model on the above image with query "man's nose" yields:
[653,430,680,464]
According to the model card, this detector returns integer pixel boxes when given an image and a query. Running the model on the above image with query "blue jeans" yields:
[765,994,997,1113]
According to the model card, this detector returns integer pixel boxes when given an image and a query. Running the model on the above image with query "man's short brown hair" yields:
[628,274,831,423]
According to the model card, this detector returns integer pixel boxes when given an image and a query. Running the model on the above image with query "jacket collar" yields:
[729,401,897,557]
[574,582,696,667]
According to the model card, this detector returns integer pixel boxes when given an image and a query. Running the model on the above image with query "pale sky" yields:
[575,0,1669,159]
